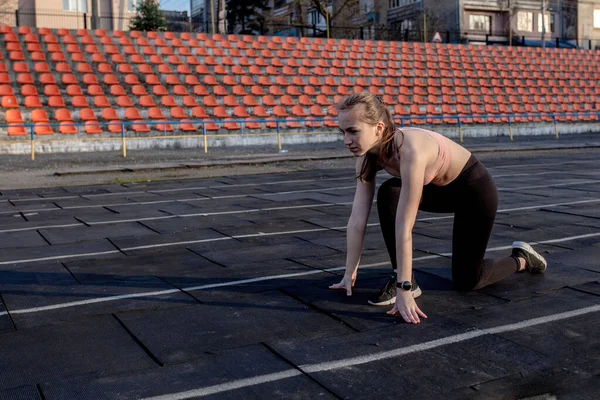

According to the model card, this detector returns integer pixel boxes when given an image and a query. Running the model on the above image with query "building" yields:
[190,0,206,32]
[0,0,146,31]
[387,0,577,46]
[265,0,384,39]
[576,0,600,49]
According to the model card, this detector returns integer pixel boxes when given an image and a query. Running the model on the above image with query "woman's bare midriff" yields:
[380,127,472,186]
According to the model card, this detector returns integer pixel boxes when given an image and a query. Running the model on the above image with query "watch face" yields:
[401,281,412,291]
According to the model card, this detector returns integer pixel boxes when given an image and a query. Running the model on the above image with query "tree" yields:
[129,0,168,32]
[308,0,355,37]
[226,0,269,34]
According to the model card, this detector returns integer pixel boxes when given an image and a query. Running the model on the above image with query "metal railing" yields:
[2,111,599,160]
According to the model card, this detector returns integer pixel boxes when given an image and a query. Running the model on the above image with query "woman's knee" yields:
[377,177,402,204]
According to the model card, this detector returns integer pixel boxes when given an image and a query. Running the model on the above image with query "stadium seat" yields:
[48,96,66,108]
[131,85,147,96]
[114,95,132,107]
[1,95,18,108]
[24,96,42,108]
[91,95,109,107]
[5,109,26,136]
[31,109,53,135]
[67,85,83,96]
[148,107,174,132]
[125,107,150,132]
[55,109,78,134]
[139,96,156,107]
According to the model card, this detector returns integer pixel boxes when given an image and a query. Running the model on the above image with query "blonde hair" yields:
[336,92,402,182]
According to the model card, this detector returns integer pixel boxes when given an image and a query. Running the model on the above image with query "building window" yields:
[469,15,490,31]
[537,13,554,32]
[517,11,533,32]
[63,0,87,12]
[309,9,316,25]
[400,19,413,32]
[127,0,138,12]
[594,9,600,28]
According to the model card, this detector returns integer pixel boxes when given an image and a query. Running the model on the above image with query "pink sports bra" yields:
[395,128,452,186]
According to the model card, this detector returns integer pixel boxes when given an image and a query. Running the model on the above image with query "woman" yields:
[328,92,547,324]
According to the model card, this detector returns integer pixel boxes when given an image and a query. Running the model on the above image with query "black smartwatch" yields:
[396,281,412,291]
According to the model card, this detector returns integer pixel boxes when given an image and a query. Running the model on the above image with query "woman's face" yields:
[338,107,383,157]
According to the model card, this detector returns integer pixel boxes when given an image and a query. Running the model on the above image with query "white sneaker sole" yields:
[368,286,423,306]
[513,241,548,273]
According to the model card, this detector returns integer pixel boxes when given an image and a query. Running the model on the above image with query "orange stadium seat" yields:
[125,107,150,133]
[183,96,199,108]
[55,109,78,134]
[5,109,27,136]
[72,96,89,108]
[139,96,156,107]
[161,96,177,107]
[48,96,66,108]
[170,107,188,119]
[25,96,42,108]
[31,109,53,135]
[94,95,110,108]
[117,96,134,107]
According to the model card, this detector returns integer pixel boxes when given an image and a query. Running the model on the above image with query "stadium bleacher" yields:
[0,25,599,137]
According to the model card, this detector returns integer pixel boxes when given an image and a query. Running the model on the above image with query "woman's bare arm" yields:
[344,157,376,278]
[394,143,427,282]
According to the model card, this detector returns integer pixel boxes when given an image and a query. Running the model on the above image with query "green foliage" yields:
[129,0,168,32]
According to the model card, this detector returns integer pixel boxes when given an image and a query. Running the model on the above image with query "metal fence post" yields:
[276,120,282,151]
[30,125,35,160]
[203,123,207,153]
[553,115,559,139]
[15,10,19,27]
[121,123,127,158]
[508,116,513,141]
[457,117,463,143]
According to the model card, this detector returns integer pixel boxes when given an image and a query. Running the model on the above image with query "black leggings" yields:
[377,155,520,291]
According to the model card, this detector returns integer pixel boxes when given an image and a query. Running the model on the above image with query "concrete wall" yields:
[1,125,599,155]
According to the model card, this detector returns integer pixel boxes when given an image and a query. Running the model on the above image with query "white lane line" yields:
[2,169,598,216]
[499,179,600,191]
[0,196,598,261]
[0,231,598,318]
[487,159,600,170]
[4,157,600,205]
[140,370,304,400]
[140,302,600,400]
[2,195,599,235]
[0,250,121,267]
[0,223,84,233]
[0,202,353,233]
[8,177,353,203]
[0,185,357,215]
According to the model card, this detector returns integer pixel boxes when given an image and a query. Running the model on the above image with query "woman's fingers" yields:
[386,305,398,315]
[400,310,413,323]
[416,307,428,319]
[328,281,352,296]
[410,309,420,324]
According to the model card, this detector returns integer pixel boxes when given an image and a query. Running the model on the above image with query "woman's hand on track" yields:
[387,290,427,324]
[328,273,356,296]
